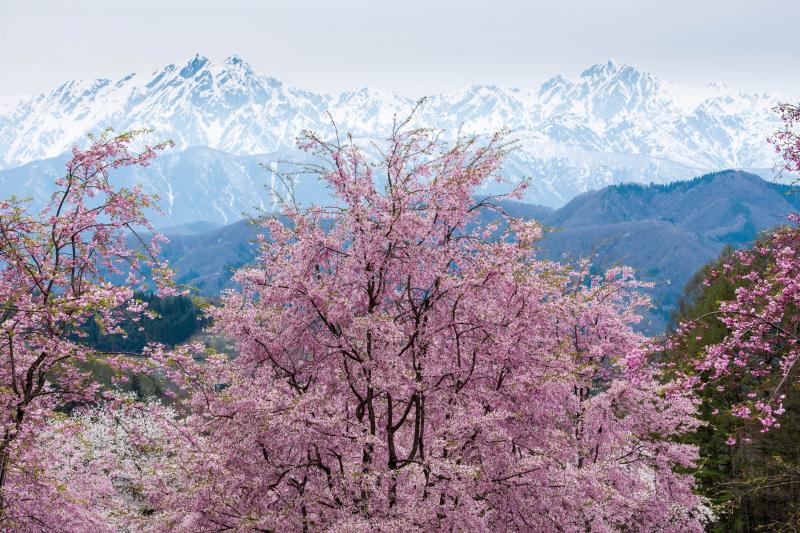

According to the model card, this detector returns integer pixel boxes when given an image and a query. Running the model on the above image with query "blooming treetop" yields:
[149,118,703,532]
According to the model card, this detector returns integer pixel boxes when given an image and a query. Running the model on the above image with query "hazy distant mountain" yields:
[0,55,788,221]
[159,171,800,332]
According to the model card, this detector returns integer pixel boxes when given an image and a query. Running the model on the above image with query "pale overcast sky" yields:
[0,0,796,96]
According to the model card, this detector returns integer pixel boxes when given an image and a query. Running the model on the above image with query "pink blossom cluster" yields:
[677,218,800,435]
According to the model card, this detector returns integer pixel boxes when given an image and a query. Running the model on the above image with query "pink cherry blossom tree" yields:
[673,102,800,437]
[0,130,173,531]
[150,119,704,531]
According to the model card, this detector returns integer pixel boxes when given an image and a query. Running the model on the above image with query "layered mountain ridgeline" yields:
[0,55,788,222]
[535,170,800,330]
[160,219,254,294]
[158,170,799,333]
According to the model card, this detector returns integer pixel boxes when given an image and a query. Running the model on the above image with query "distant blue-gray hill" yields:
[159,170,799,333]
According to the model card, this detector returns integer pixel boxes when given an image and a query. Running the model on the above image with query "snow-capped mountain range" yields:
[0,55,789,223]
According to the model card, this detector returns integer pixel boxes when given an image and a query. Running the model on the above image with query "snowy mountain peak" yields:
[224,53,244,65]
[180,54,210,77]
[0,54,789,215]
[580,59,623,79]
[578,61,662,95]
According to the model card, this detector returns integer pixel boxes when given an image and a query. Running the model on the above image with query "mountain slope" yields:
[536,171,800,330]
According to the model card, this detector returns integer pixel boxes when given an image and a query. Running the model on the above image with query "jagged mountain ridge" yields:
[0,55,786,211]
